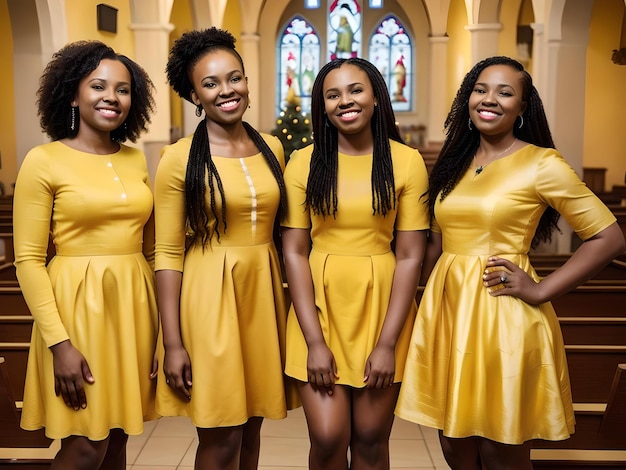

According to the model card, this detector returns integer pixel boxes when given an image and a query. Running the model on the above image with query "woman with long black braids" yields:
[154,27,297,470]
[281,58,429,469]
[396,56,625,469]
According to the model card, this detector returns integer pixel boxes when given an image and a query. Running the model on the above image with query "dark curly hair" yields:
[37,40,155,142]
[306,58,402,218]
[429,56,560,248]
[165,27,286,246]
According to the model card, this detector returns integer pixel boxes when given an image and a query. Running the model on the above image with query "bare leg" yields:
[51,435,109,470]
[240,417,263,470]
[439,432,482,470]
[350,384,400,470]
[299,382,351,470]
[478,438,533,470]
[195,425,244,470]
[98,428,128,470]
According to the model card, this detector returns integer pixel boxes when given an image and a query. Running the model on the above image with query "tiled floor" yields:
[126,407,450,469]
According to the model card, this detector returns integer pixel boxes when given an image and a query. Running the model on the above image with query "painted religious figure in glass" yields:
[278,16,321,114]
[328,0,362,60]
[369,15,412,111]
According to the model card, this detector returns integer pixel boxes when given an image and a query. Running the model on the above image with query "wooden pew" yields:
[0,358,53,470]
[528,254,626,467]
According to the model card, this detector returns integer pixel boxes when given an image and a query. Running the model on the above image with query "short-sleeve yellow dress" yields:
[396,145,617,444]
[282,140,430,387]
[14,141,159,440]
[154,133,297,427]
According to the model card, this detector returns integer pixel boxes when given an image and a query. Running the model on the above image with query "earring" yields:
[70,106,77,131]
[195,105,203,117]
[517,115,524,129]
[468,118,473,131]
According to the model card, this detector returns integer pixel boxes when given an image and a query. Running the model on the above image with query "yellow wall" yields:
[223,0,241,39]
[498,0,522,59]
[65,0,135,55]
[0,0,16,194]
[446,0,471,110]
[168,0,195,133]
[585,0,626,191]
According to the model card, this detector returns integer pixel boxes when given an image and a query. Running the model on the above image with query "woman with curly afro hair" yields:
[13,40,158,469]
[396,56,625,469]
[154,27,298,469]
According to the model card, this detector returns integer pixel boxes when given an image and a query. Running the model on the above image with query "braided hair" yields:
[429,56,560,248]
[37,40,155,142]
[166,27,287,247]
[306,58,402,218]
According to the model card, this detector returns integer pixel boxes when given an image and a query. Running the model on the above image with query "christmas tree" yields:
[272,87,313,160]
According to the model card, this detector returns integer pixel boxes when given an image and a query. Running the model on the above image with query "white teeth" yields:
[99,109,117,115]
[479,110,499,117]
[219,100,238,108]
[340,111,358,118]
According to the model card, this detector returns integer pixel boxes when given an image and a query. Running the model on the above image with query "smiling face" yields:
[322,63,377,142]
[468,64,527,138]
[189,48,248,127]
[72,58,131,137]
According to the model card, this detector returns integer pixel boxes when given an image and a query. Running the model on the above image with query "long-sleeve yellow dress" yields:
[396,145,617,444]
[14,141,159,440]
[154,134,297,427]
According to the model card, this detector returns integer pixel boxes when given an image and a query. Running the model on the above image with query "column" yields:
[129,21,174,183]
[427,34,450,144]
[240,32,261,130]
[464,23,502,63]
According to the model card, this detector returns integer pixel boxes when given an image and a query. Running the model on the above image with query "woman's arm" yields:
[486,222,625,304]
[13,150,94,410]
[156,269,192,400]
[419,231,443,285]
[365,229,427,388]
[282,227,338,394]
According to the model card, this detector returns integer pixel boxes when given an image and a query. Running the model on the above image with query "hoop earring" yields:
[468,118,473,131]
[517,115,524,129]
[70,106,77,131]
[195,105,203,117]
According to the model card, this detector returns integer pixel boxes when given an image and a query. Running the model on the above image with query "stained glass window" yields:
[327,0,362,60]
[277,16,322,114]
[276,5,414,114]
[369,15,412,111]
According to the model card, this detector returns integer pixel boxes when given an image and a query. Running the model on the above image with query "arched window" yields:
[275,5,415,114]
[277,16,322,114]
[327,0,362,60]
[369,15,412,111]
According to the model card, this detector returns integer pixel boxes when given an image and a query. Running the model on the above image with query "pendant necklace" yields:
[474,138,517,176]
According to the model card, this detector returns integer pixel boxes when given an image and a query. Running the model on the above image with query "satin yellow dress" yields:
[14,142,159,440]
[154,134,297,428]
[282,141,430,387]
[396,145,617,444]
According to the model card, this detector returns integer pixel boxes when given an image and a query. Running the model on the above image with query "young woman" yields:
[154,27,297,470]
[14,40,158,470]
[281,58,429,470]
[396,56,626,470]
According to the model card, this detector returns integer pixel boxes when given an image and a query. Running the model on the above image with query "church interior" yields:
[1,0,625,468]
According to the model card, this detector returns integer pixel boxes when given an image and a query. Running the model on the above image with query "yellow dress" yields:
[282,141,430,387]
[14,141,159,440]
[154,134,297,427]
[396,145,617,444]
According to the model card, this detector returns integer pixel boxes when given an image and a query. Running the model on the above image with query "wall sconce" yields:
[97,4,118,34]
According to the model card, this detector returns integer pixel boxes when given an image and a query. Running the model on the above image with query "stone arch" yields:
[8,0,67,168]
